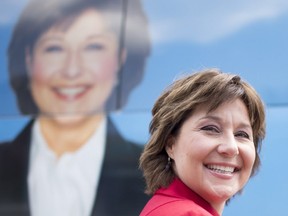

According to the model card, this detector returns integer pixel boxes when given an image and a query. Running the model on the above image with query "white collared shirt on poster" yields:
[28,118,107,216]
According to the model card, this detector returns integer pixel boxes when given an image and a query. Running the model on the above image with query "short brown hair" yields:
[139,68,266,195]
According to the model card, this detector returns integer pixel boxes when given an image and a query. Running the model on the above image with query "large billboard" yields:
[1,0,288,215]
[0,0,150,215]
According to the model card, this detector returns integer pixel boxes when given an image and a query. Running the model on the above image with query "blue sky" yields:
[1,0,288,215]
[126,0,288,110]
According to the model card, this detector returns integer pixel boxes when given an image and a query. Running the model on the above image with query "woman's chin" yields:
[39,111,104,126]
[208,185,236,203]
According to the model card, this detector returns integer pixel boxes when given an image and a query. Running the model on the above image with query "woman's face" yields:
[27,9,124,118]
[166,99,255,212]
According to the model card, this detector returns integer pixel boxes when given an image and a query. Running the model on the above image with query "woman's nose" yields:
[217,134,239,157]
[62,51,82,78]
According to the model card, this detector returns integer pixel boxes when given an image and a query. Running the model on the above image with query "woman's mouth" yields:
[205,164,240,175]
[53,86,91,100]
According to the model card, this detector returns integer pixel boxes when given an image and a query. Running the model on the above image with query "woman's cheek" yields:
[86,57,119,81]
[30,58,62,82]
[30,64,49,84]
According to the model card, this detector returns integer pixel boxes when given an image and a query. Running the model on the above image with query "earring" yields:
[165,157,172,171]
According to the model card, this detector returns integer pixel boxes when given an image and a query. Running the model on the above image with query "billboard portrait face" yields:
[8,0,150,117]
[26,9,124,117]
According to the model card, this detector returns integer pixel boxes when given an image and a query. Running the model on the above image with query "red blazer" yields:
[140,178,219,216]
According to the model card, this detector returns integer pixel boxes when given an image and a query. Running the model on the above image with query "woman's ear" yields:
[165,136,175,159]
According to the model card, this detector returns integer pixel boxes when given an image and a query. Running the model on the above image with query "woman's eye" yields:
[235,131,250,139]
[85,43,105,51]
[44,45,63,53]
[201,125,220,133]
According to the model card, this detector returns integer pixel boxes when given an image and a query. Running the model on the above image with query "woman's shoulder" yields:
[0,139,17,156]
[140,193,216,216]
[0,120,33,161]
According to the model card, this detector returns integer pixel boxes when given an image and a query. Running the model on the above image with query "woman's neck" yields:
[211,201,225,216]
[38,113,105,157]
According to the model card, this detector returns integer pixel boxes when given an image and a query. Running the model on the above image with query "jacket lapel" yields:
[90,118,147,216]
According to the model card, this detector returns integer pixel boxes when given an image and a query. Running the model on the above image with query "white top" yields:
[28,118,107,216]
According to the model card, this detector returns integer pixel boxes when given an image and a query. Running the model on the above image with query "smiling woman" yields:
[139,69,266,216]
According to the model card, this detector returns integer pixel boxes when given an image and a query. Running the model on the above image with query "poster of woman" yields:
[0,0,150,215]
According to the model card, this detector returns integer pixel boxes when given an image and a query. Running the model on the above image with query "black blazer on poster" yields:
[0,118,149,216]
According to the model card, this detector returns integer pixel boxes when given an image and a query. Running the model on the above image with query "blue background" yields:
[1,0,288,215]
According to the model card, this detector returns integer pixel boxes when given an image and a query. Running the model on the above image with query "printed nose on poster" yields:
[63,51,82,79]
